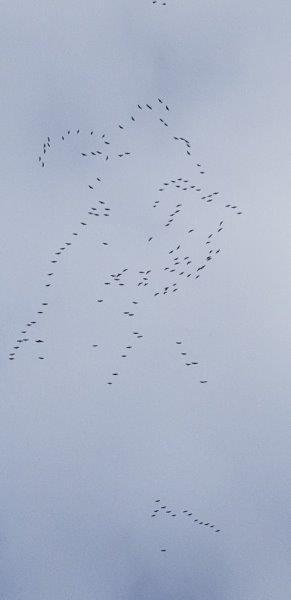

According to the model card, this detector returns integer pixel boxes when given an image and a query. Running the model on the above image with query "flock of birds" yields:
[10,97,243,380]
[150,499,221,552]
[10,96,243,552]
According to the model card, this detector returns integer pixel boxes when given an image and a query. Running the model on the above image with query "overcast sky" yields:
[1,1,291,599]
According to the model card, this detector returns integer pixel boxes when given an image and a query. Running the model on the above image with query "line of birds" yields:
[151,499,221,552]
[37,97,171,170]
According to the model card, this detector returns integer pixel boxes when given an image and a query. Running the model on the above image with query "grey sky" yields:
[1,1,291,599]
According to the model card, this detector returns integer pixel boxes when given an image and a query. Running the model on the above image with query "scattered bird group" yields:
[12,97,242,393]
[9,94,245,561]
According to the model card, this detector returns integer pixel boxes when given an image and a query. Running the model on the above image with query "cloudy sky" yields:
[1,1,291,598]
